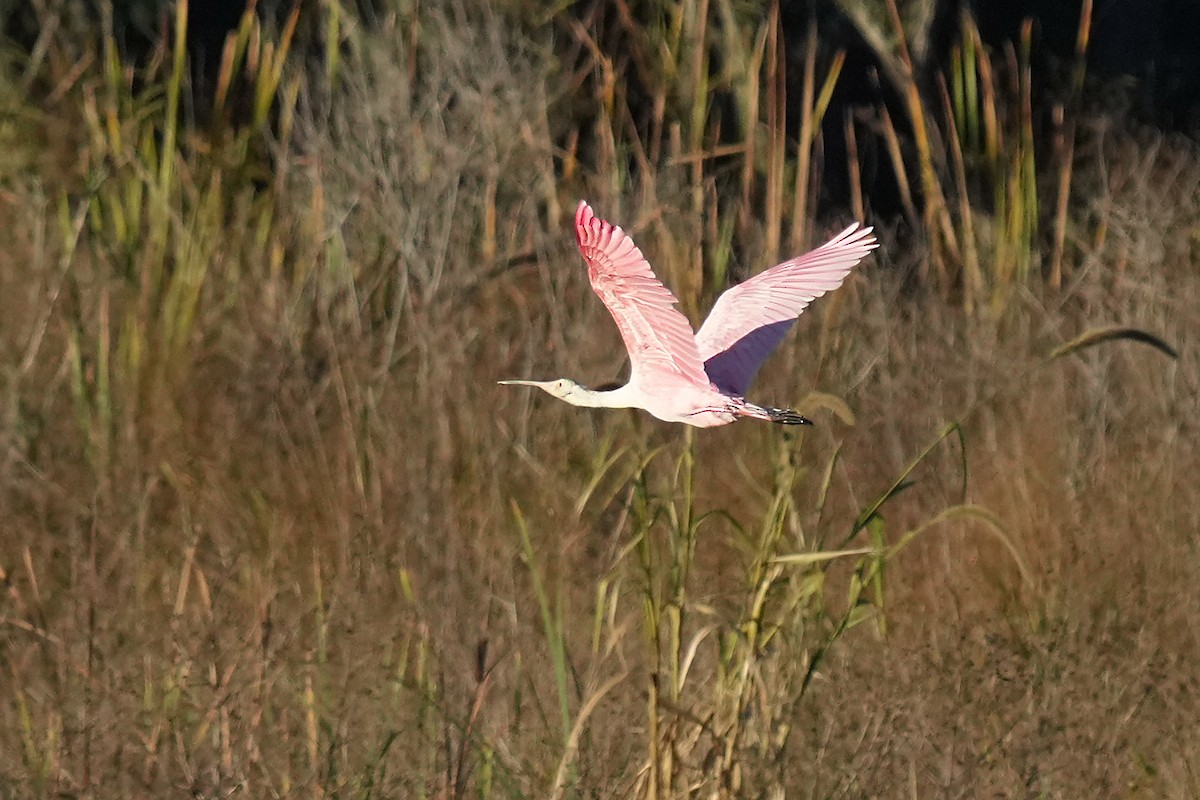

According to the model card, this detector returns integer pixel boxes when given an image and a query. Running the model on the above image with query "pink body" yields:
[502,201,878,428]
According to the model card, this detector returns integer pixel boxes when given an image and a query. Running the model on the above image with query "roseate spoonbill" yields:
[500,201,877,427]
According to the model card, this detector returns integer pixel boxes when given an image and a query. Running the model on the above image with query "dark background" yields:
[5,0,1200,130]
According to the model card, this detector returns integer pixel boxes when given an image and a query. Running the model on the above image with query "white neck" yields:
[566,382,638,409]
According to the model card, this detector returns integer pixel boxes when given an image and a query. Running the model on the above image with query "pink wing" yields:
[695,224,877,396]
[574,201,710,389]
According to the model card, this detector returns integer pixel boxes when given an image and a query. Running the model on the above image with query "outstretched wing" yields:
[575,201,710,389]
[695,224,877,396]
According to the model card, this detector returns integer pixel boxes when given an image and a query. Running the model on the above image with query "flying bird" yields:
[501,201,877,428]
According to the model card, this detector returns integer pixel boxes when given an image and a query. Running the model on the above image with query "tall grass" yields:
[0,1,1195,798]
[557,0,1101,316]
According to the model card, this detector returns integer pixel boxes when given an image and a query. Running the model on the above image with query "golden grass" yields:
[0,1,1197,797]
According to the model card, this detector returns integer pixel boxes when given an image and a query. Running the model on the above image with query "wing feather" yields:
[574,201,711,389]
[695,224,877,396]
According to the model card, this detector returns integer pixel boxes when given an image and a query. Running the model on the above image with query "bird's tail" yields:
[736,401,813,426]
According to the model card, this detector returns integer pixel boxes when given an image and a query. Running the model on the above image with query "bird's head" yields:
[498,378,583,401]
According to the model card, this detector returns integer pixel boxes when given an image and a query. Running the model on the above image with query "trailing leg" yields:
[729,400,813,425]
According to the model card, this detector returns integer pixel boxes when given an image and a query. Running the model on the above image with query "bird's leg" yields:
[725,399,813,425]
[762,406,812,425]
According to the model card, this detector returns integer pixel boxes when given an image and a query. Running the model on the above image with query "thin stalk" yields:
[631,473,662,800]
[513,504,572,761]
[763,2,783,266]
[1050,0,1093,289]
[791,36,845,253]
[939,75,982,313]
[844,108,864,222]
[790,21,818,254]
[667,428,697,705]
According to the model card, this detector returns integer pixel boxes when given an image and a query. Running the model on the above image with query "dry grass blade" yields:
[1049,0,1094,289]
[1048,326,1179,361]
[842,422,967,549]
[548,671,629,800]
[798,391,856,426]
[773,547,873,565]
[892,503,1035,591]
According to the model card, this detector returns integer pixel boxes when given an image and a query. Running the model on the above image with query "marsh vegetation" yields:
[0,1,1195,797]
